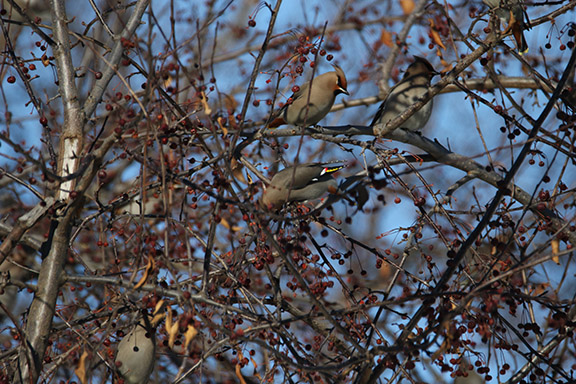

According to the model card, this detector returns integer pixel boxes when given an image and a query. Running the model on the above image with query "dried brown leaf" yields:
[200,91,212,115]
[551,239,560,264]
[400,0,415,14]
[183,324,198,350]
[380,28,393,48]
[151,300,166,326]
[235,361,248,384]
[134,257,155,289]
[428,18,447,50]
[166,310,179,348]
[217,116,228,136]
[74,350,89,384]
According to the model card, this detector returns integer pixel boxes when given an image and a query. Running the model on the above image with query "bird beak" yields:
[339,87,350,96]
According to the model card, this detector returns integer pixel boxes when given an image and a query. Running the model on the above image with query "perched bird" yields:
[483,0,529,54]
[370,57,438,137]
[116,315,156,384]
[268,65,349,128]
[260,163,344,210]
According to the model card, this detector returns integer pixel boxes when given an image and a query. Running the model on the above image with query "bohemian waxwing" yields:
[115,315,156,384]
[370,56,437,137]
[260,163,345,210]
[268,65,349,128]
[483,0,529,54]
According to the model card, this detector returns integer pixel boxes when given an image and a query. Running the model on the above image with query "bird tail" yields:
[512,24,528,54]
[267,117,286,128]
[509,8,529,54]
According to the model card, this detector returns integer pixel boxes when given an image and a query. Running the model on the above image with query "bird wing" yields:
[370,76,431,134]
[290,79,311,101]
[267,79,312,126]
[314,165,345,181]
[369,94,391,127]
[369,80,405,128]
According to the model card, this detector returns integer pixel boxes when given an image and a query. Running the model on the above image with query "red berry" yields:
[7,76,16,83]
[414,197,426,207]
